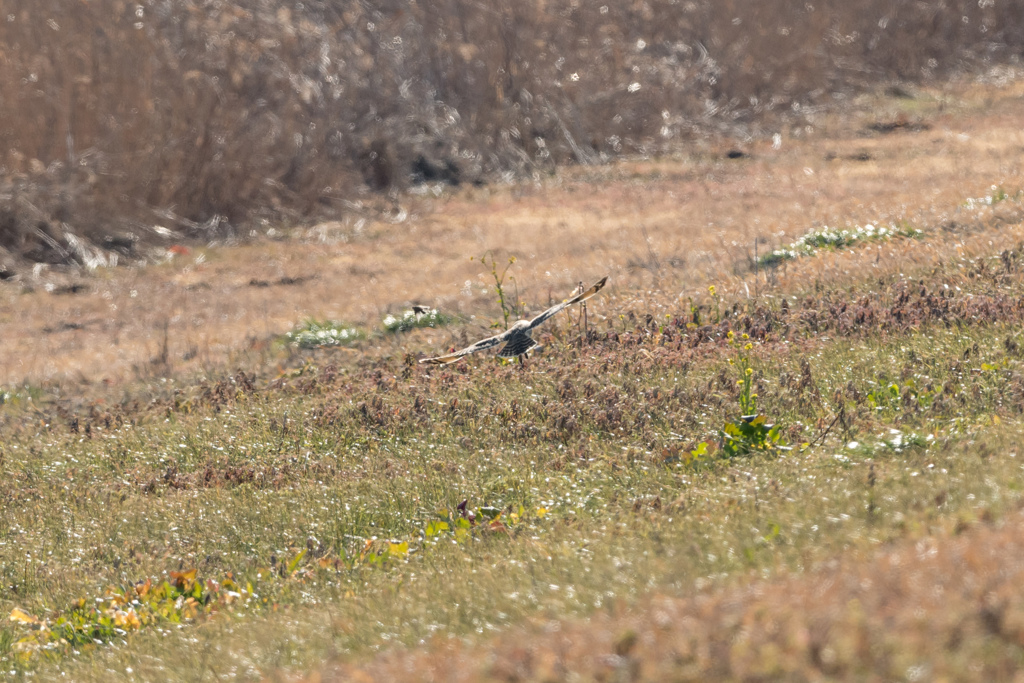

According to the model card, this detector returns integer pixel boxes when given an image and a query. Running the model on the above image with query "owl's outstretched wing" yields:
[526,276,608,330]
[419,328,513,365]
[420,276,607,365]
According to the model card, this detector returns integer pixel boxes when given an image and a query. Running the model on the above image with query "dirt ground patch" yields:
[2,79,1024,389]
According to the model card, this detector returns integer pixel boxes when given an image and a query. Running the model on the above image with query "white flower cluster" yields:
[963,185,1010,210]
[760,222,921,266]
[383,308,448,333]
[878,428,932,454]
[843,429,934,455]
[286,323,361,348]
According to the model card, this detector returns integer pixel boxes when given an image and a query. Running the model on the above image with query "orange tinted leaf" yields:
[170,568,197,589]
[8,607,38,624]
[114,608,141,630]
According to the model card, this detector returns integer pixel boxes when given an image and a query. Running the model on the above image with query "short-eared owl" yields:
[419,277,608,365]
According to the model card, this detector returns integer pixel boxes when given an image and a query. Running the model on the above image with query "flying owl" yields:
[419,276,608,365]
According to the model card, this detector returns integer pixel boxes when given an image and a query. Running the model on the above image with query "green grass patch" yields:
[0,384,44,408]
[382,308,453,334]
[282,319,365,349]
[962,184,1021,210]
[759,221,922,267]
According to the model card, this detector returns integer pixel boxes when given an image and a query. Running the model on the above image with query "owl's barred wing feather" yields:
[498,333,539,358]
[418,329,511,364]
[526,276,608,330]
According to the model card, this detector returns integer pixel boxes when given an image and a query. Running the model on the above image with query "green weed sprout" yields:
[473,252,520,329]
[685,296,700,328]
[720,331,788,457]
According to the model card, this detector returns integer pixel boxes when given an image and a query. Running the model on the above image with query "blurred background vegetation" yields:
[1,0,1021,268]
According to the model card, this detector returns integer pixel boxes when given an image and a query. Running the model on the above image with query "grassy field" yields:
[3,77,1024,681]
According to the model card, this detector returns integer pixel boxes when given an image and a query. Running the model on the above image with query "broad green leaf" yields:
[425,520,449,537]
[287,549,306,574]
[479,506,502,520]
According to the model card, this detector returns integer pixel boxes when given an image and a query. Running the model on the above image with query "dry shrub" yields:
[1,0,1022,264]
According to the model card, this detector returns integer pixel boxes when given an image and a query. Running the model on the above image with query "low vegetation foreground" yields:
[3,55,1024,683]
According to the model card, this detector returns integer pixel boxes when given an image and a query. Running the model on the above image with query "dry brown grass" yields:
[317,508,1024,682]
[2,78,1024,388]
